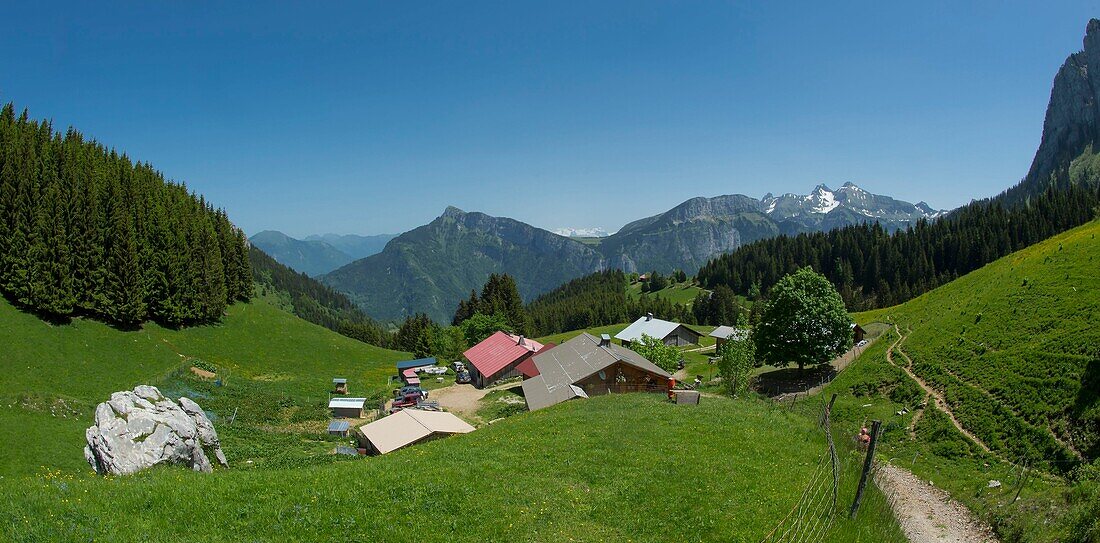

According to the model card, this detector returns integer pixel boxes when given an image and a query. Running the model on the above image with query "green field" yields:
[1,393,903,542]
[0,295,410,476]
[626,280,708,305]
[0,280,907,541]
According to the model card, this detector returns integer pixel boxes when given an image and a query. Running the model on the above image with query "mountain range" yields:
[316,184,943,322]
[249,231,395,277]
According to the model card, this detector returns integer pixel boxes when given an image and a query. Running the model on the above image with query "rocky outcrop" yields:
[1019,19,1100,201]
[84,385,228,476]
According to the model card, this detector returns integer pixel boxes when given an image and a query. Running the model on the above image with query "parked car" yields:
[451,361,466,373]
[393,386,427,399]
[455,370,471,384]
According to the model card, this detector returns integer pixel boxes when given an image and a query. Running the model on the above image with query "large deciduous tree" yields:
[752,267,852,373]
[630,333,680,374]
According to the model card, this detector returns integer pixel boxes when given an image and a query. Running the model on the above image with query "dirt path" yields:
[885,325,992,454]
[430,381,519,419]
[876,463,996,543]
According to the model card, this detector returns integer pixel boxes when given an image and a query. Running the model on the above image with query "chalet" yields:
[464,331,547,388]
[355,409,475,455]
[614,313,701,347]
[401,368,421,386]
[332,378,348,395]
[709,326,749,351]
[852,323,866,344]
[329,397,367,418]
[521,333,673,411]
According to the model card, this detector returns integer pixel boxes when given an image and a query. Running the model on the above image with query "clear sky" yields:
[1,2,1096,237]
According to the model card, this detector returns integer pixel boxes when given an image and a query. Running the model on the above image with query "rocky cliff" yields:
[1013,19,1100,203]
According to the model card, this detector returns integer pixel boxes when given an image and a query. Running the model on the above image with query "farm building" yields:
[464,331,548,388]
[329,397,367,418]
[332,378,348,395]
[355,409,475,455]
[401,368,421,386]
[327,420,350,437]
[521,333,673,411]
[851,323,866,344]
[709,326,749,351]
[396,357,437,373]
[614,313,701,347]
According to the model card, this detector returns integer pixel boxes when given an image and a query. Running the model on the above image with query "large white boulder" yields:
[83,385,228,475]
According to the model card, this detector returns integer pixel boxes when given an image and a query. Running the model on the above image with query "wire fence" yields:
[759,396,841,543]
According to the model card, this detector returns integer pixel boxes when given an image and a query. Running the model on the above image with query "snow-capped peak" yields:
[806,184,839,214]
[839,181,866,192]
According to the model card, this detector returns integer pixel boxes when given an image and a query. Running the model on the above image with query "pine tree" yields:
[102,175,146,325]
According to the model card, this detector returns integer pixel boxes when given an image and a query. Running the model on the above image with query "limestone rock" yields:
[83,385,228,475]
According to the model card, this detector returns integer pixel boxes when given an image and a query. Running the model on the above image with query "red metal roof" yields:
[402,368,417,378]
[463,331,545,378]
[516,343,555,379]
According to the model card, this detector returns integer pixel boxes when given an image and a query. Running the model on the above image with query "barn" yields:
[709,326,749,351]
[614,313,701,347]
[464,331,547,388]
[521,333,672,411]
[329,397,367,419]
[355,409,475,455]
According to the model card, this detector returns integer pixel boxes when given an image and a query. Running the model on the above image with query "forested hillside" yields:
[699,177,1100,309]
[249,246,392,347]
[0,103,252,326]
[526,270,693,336]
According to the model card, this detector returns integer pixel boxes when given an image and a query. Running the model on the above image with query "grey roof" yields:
[328,420,350,432]
[522,333,670,411]
[614,316,699,343]
[332,378,347,384]
[709,326,748,341]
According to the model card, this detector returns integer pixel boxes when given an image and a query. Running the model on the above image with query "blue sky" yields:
[1,2,1096,237]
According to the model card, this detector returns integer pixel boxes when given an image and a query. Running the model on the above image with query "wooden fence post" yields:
[849,419,882,519]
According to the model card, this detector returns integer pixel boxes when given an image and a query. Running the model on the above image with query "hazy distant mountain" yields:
[303,233,396,260]
[320,207,607,322]
[318,183,942,322]
[599,183,945,273]
[552,227,613,238]
[249,231,354,277]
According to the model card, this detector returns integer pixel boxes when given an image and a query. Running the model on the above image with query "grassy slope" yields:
[859,220,1099,467]
[1,393,904,543]
[0,296,409,476]
[626,280,707,305]
[819,220,1100,542]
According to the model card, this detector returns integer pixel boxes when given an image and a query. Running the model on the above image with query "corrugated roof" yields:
[521,333,670,411]
[614,316,693,343]
[327,420,350,432]
[402,368,417,378]
[329,397,367,409]
[332,378,347,384]
[463,331,544,378]
[396,357,437,370]
[357,410,475,454]
[709,326,748,341]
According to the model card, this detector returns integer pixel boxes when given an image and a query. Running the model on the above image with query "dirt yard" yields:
[430,381,520,420]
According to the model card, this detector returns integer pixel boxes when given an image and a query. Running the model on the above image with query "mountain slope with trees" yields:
[0,102,252,327]
[320,206,608,322]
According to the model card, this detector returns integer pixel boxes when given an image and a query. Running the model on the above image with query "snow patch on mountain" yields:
[553,227,612,238]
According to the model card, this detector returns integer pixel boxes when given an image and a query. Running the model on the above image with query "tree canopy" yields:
[0,102,251,326]
[752,267,852,372]
[630,334,680,374]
